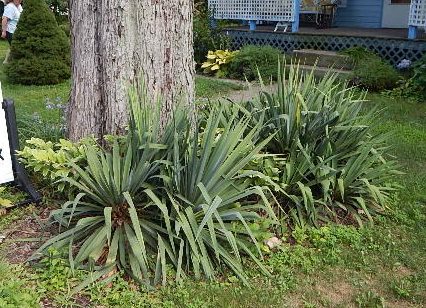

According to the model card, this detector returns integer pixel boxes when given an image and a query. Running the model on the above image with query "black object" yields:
[317,4,337,29]
[0,2,4,21]
[2,99,41,207]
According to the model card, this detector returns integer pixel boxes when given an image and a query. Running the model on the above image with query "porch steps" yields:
[292,49,355,70]
[296,65,352,79]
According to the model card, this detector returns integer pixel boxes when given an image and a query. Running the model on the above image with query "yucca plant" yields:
[33,139,166,285]
[159,104,276,283]
[32,85,185,286]
[34,83,276,287]
[237,63,399,226]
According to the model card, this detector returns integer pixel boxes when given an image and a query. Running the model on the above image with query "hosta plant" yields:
[17,137,96,193]
[33,84,276,287]
[201,49,238,77]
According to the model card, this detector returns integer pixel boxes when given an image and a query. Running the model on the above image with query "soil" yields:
[0,206,93,307]
[0,206,57,264]
[221,82,278,103]
[315,280,356,307]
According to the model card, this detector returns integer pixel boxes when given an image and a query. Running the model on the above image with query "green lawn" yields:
[0,39,425,307]
[0,40,243,126]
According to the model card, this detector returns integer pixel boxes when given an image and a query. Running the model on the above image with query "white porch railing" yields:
[409,0,426,27]
[208,0,295,22]
[408,0,426,39]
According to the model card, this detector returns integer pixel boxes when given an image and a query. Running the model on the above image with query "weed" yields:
[355,291,385,308]
[89,275,157,307]
[0,262,39,308]
[391,279,411,299]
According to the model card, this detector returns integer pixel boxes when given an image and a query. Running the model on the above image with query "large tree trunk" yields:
[67,0,195,141]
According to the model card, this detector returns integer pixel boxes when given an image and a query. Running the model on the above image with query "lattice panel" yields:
[409,0,426,27]
[208,0,295,22]
[226,30,426,65]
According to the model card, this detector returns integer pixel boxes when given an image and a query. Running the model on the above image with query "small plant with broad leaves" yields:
[201,49,239,77]
[0,187,13,208]
[355,291,385,308]
[17,137,97,193]
[0,263,40,308]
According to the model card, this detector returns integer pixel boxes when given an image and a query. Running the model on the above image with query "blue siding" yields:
[334,0,383,28]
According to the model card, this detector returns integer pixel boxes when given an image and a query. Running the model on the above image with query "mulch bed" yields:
[0,206,93,307]
[0,206,57,264]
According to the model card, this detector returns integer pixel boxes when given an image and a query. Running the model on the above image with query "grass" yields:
[0,39,425,307]
[0,40,243,126]
[195,75,244,99]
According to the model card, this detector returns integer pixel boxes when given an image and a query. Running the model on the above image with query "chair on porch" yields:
[300,0,339,29]
[269,0,295,32]
[317,3,338,28]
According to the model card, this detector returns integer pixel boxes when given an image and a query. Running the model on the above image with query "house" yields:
[208,0,426,64]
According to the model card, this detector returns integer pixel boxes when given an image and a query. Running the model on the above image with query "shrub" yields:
[340,46,376,63]
[352,58,400,91]
[33,84,276,286]
[227,45,283,81]
[341,47,400,91]
[45,0,68,21]
[412,54,426,97]
[58,22,70,38]
[6,0,70,85]
[384,55,426,101]
[237,65,399,226]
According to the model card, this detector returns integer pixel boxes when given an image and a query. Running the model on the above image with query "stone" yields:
[265,236,282,249]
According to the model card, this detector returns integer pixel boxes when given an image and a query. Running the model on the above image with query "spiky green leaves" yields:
[34,92,275,287]
[239,64,399,226]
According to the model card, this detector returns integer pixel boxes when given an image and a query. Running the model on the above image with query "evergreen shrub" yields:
[341,47,400,91]
[6,0,71,85]
[227,45,284,81]
[58,22,70,38]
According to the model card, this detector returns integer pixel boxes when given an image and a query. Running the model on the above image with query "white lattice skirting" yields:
[208,0,295,22]
[409,0,426,28]
[226,30,426,65]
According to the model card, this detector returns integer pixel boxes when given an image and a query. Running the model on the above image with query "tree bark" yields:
[67,0,195,141]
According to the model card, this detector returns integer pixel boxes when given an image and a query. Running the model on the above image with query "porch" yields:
[208,0,426,39]
[224,26,426,65]
[227,25,426,40]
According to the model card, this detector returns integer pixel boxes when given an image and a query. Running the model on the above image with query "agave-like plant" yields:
[33,83,276,287]
[237,63,399,226]
[160,104,276,283]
